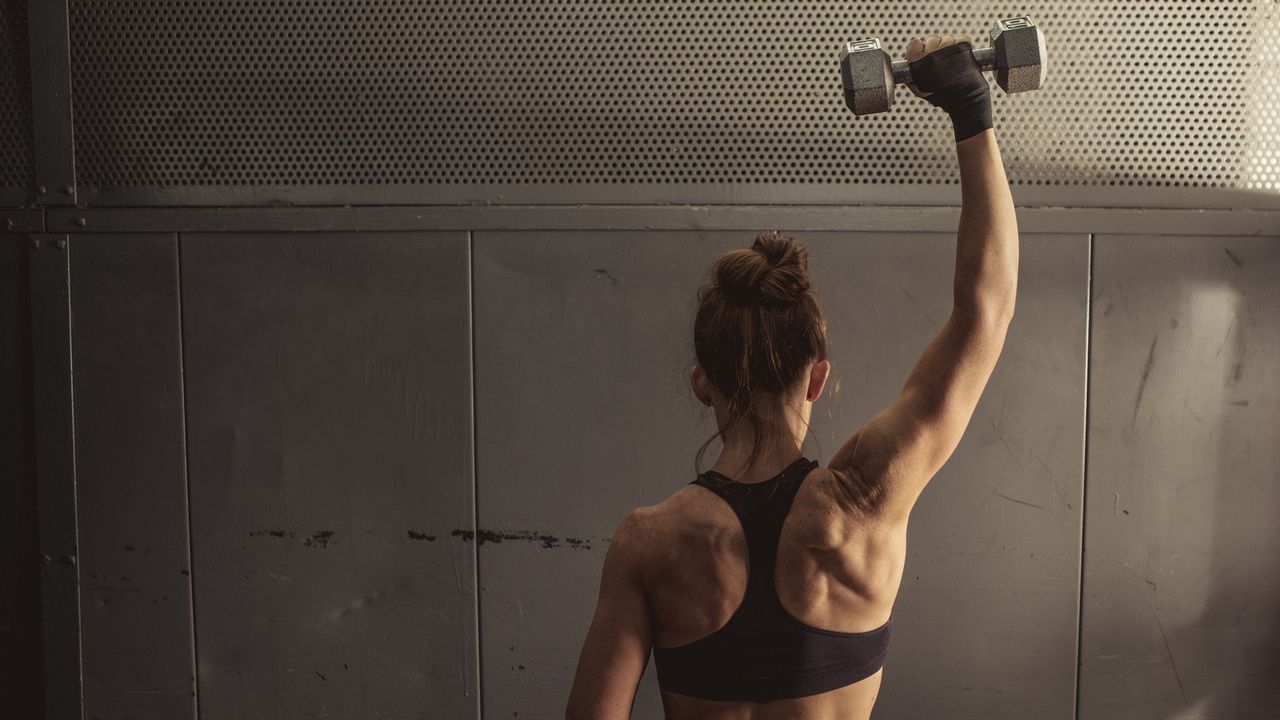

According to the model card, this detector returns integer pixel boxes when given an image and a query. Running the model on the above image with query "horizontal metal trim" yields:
[73,183,1280,212]
[47,205,1280,237]
[1,210,44,233]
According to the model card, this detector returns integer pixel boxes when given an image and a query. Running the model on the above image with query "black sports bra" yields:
[652,456,892,701]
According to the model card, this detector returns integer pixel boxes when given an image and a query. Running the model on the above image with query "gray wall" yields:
[4,219,1271,719]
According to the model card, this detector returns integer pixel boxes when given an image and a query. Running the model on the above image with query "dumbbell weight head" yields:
[989,16,1048,94]
[838,38,895,116]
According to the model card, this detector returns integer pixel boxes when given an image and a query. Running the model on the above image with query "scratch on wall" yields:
[991,491,1050,513]
[1150,607,1188,702]
[897,282,939,330]
[1130,335,1159,430]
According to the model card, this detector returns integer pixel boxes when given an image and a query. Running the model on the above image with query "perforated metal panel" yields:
[67,1,1280,201]
[0,0,34,192]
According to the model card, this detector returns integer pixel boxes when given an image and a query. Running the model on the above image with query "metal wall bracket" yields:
[27,1,76,206]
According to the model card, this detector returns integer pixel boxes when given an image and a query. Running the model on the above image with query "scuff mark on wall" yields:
[247,529,335,548]
[251,526,605,550]
[303,530,335,548]
[594,268,622,286]
[450,528,605,550]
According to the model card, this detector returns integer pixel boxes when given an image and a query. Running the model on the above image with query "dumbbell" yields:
[840,16,1047,116]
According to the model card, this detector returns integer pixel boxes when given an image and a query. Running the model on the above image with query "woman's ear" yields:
[806,359,831,403]
[689,365,712,407]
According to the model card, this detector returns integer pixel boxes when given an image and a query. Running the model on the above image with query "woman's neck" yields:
[710,442,805,484]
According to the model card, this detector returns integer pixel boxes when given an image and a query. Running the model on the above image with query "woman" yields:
[567,33,1019,719]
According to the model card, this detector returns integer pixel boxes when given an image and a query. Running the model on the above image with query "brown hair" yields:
[692,230,829,474]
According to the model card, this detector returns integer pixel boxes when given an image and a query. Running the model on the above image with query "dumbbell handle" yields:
[890,45,996,86]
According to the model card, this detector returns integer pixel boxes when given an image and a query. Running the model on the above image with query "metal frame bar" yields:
[174,232,202,719]
[72,183,1280,212]
[45,205,1280,236]
[2,210,44,233]
[466,232,483,718]
[28,232,82,719]
[26,0,76,206]
[1072,234,1095,719]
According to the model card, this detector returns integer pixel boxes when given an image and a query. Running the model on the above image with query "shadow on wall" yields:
[0,238,44,720]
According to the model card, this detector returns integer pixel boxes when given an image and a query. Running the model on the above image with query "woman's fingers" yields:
[906,33,963,62]
[904,37,924,62]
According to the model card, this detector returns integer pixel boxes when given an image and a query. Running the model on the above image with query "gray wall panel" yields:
[1080,235,1280,718]
[69,234,196,719]
[180,232,477,720]
[474,231,1087,718]
[475,231,716,720]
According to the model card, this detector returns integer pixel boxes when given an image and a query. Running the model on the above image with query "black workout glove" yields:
[907,42,992,143]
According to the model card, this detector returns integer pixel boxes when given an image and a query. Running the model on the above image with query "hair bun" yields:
[715,230,811,307]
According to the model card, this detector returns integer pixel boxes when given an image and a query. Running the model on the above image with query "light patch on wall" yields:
[1162,281,1243,618]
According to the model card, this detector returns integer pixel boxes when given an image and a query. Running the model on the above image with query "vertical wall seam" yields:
[1073,232,1095,719]
[175,232,202,720]
[65,237,85,718]
[469,230,484,719]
